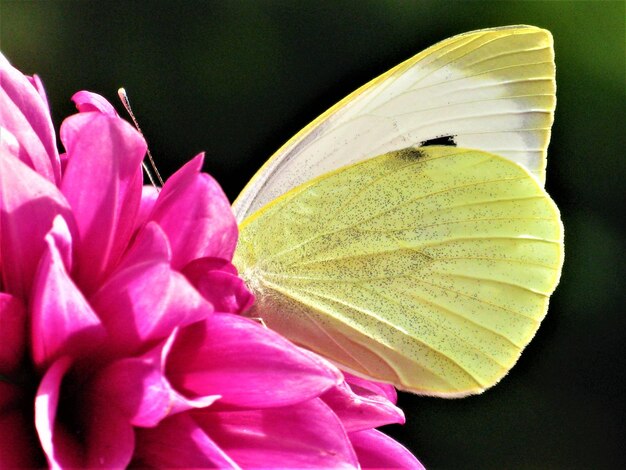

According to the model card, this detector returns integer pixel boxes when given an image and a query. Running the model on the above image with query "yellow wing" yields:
[234,147,564,396]
[233,26,556,223]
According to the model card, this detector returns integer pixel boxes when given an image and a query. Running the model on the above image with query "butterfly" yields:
[231,25,564,397]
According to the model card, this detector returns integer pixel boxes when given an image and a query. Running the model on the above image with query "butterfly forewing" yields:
[233,26,555,223]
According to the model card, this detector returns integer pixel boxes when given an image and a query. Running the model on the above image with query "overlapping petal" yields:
[0,407,42,468]
[27,74,49,108]
[0,126,20,159]
[350,429,425,469]
[35,357,135,469]
[71,91,119,116]
[0,53,60,183]
[92,331,219,428]
[0,293,26,375]
[148,154,238,269]
[60,112,145,294]
[0,382,42,467]
[35,356,80,469]
[134,184,159,233]
[0,152,73,299]
[322,376,405,433]
[190,400,359,469]
[183,257,254,314]
[133,412,238,468]
[166,313,342,409]
[90,223,214,356]
[30,224,107,370]
[345,372,399,405]
[81,404,135,469]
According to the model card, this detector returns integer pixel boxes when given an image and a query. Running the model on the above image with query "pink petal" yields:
[0,125,20,158]
[60,112,145,294]
[183,257,254,314]
[322,378,405,433]
[149,153,238,269]
[71,91,118,116]
[183,256,238,275]
[134,184,159,233]
[166,313,342,409]
[92,332,218,428]
[90,223,213,356]
[30,226,107,370]
[0,408,43,467]
[35,356,81,469]
[0,293,26,375]
[0,383,42,466]
[0,152,73,299]
[83,403,135,469]
[113,218,171,269]
[27,74,50,108]
[192,399,359,468]
[35,357,135,469]
[0,52,61,184]
[0,381,20,413]
[350,429,424,470]
[57,111,92,151]
[345,372,398,405]
[46,214,74,273]
[134,412,238,468]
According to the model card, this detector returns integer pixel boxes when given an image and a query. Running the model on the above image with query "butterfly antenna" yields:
[118,88,164,189]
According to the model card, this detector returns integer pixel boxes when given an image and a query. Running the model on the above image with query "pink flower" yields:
[0,52,422,468]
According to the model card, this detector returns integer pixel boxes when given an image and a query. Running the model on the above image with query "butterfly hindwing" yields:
[235,147,563,396]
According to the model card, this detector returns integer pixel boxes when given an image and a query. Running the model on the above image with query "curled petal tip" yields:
[71,91,118,116]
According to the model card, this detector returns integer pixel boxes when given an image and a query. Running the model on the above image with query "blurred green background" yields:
[1,1,624,468]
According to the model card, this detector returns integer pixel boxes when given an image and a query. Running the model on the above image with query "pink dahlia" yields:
[0,52,422,468]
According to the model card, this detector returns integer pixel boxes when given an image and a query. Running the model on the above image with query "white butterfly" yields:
[233,26,563,396]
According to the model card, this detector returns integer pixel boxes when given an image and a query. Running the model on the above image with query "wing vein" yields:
[411,275,541,321]
[278,280,490,386]
[265,174,532,263]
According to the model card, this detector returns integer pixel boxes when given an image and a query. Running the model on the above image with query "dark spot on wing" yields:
[419,135,457,147]
[396,148,428,161]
